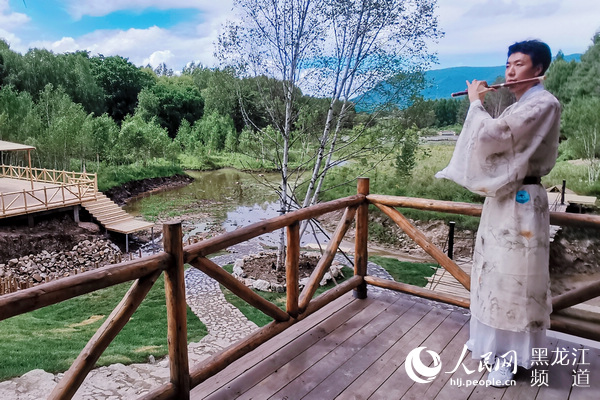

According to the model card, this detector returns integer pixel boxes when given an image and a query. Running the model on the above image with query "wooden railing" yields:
[0,165,98,187]
[0,165,97,217]
[0,177,599,399]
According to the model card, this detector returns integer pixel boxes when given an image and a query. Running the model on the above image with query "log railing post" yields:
[354,178,369,299]
[286,222,300,318]
[163,222,190,399]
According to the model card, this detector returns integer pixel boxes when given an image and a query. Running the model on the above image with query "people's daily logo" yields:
[405,347,442,383]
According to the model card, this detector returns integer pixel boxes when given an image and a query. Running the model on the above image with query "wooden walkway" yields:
[0,177,94,217]
[192,290,600,399]
[0,177,152,234]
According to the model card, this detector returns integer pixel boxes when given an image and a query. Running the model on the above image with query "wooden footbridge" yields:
[0,140,153,239]
[1,178,599,399]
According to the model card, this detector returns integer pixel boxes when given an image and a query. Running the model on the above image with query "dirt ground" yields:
[240,253,321,284]
[0,213,104,262]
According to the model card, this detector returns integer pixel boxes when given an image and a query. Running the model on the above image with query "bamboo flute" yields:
[450,75,546,97]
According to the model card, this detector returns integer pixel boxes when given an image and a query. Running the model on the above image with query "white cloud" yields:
[30,25,220,70]
[0,0,30,30]
[143,50,174,67]
[433,0,600,67]
[15,1,234,70]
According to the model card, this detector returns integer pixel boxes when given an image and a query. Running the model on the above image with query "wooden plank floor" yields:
[191,289,600,399]
[0,177,93,218]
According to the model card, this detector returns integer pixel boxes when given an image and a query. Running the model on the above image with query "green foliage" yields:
[0,45,105,115]
[545,52,579,103]
[193,112,237,152]
[34,84,92,170]
[113,115,174,166]
[0,277,206,380]
[432,98,461,126]
[90,55,156,122]
[368,256,438,287]
[561,96,600,182]
[136,79,204,138]
[93,161,184,192]
[0,85,39,143]
[395,127,419,181]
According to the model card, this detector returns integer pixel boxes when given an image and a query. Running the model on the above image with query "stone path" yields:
[0,238,393,399]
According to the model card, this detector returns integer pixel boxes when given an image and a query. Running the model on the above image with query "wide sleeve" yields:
[435,94,560,197]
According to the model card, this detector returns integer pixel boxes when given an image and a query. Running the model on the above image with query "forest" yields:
[0,32,599,198]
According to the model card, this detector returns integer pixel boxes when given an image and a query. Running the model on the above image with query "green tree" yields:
[136,79,204,138]
[90,55,155,122]
[432,98,461,127]
[115,116,173,166]
[545,51,579,103]
[0,85,39,144]
[34,84,91,170]
[564,33,600,101]
[89,114,120,167]
[193,112,236,152]
[562,96,600,182]
[395,127,419,182]
[174,119,196,153]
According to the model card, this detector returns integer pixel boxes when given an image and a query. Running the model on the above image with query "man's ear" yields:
[535,65,544,77]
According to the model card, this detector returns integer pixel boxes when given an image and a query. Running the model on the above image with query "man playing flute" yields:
[436,40,561,386]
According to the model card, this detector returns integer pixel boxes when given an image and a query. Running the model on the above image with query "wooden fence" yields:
[0,165,97,217]
[0,178,599,399]
[0,165,98,186]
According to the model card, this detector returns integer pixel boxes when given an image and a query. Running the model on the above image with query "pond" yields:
[124,168,335,249]
[124,168,434,262]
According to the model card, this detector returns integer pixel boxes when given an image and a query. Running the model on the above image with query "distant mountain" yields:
[354,53,581,110]
[422,66,505,100]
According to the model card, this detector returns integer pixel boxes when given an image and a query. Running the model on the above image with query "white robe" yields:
[436,84,561,366]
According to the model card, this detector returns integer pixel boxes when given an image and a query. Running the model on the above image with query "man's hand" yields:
[466,79,495,103]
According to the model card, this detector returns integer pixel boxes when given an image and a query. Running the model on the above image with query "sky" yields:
[1,0,599,72]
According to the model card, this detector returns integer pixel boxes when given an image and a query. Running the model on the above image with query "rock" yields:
[252,279,271,292]
[273,284,285,293]
[320,272,332,286]
[299,277,310,287]
[232,259,245,277]
[329,264,344,278]
[0,369,57,399]
[8,258,18,266]
[78,222,101,233]
[32,273,43,282]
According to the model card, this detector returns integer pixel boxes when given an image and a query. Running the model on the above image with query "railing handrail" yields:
[0,181,97,216]
[0,164,97,184]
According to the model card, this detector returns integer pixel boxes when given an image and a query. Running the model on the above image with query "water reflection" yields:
[125,168,332,247]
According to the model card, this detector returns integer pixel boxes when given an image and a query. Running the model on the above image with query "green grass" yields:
[134,195,206,222]
[544,159,600,197]
[220,264,355,327]
[90,160,185,192]
[368,256,438,287]
[0,277,207,381]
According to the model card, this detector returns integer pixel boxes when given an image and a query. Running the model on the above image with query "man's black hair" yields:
[508,40,552,75]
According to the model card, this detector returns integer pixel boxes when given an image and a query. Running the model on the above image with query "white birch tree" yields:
[298,0,441,235]
[219,0,325,268]
[219,0,441,267]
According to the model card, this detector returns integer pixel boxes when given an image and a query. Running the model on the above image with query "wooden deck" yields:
[192,290,600,399]
[0,177,152,234]
[0,177,94,217]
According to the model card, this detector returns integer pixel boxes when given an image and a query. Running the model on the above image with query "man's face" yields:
[505,52,543,99]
